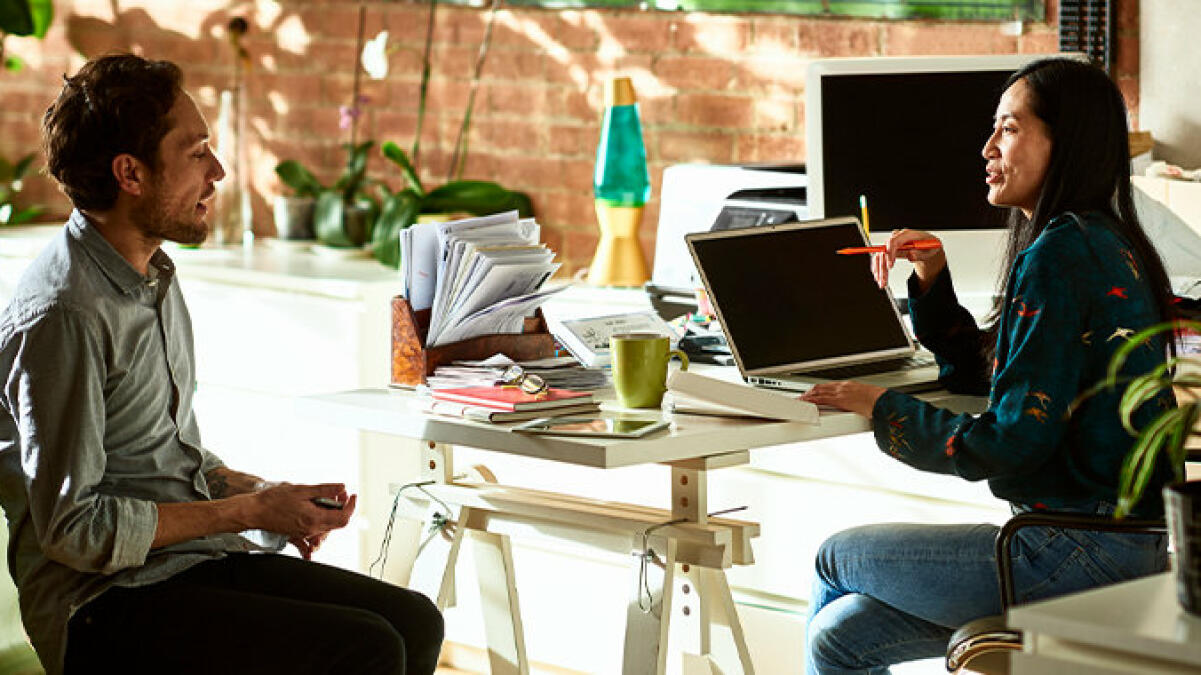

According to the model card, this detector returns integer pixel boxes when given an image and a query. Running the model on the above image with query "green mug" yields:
[610,332,689,408]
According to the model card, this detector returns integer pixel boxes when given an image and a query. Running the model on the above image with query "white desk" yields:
[1009,572,1201,674]
[300,381,983,674]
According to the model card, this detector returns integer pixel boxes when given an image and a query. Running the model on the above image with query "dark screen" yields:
[821,71,1011,231]
[689,222,910,372]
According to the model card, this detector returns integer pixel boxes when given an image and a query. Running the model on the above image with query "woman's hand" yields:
[801,381,886,418]
[871,229,947,293]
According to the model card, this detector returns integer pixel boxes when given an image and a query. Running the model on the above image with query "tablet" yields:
[512,417,670,439]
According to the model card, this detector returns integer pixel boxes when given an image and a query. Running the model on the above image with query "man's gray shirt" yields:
[0,212,257,673]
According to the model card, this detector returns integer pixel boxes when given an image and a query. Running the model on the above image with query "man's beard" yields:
[131,175,209,246]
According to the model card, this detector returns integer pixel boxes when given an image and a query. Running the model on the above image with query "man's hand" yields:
[153,482,356,552]
[244,483,357,553]
[290,531,330,560]
[801,381,886,418]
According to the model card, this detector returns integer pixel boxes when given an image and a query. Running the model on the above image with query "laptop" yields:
[685,217,941,393]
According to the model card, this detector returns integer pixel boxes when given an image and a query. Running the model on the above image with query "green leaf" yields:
[381,141,424,197]
[372,189,421,268]
[4,54,24,72]
[28,0,52,38]
[313,190,354,248]
[7,204,43,224]
[12,153,35,181]
[274,160,323,198]
[334,141,373,201]
[1117,371,1173,435]
[421,181,530,217]
[509,190,534,218]
[0,0,35,36]
[353,193,380,243]
[1114,406,1183,518]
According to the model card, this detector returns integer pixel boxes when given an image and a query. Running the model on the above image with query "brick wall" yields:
[0,0,1140,274]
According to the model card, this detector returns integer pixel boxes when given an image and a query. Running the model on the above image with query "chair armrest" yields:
[995,512,1166,609]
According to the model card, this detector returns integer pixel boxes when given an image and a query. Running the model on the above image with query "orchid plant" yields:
[272,0,531,263]
[367,0,532,268]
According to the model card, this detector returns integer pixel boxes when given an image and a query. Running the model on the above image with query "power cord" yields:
[634,505,747,612]
[369,479,455,580]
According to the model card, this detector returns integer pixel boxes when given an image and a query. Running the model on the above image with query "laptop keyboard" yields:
[801,354,936,380]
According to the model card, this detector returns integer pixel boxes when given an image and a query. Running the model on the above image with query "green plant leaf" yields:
[0,0,35,36]
[1,0,53,37]
[381,141,424,197]
[12,152,35,181]
[372,188,421,268]
[1117,370,1173,435]
[4,54,24,72]
[353,193,380,243]
[422,181,531,217]
[28,0,52,38]
[274,160,323,198]
[1115,405,1185,517]
[7,204,43,224]
[509,190,534,218]
[314,190,355,248]
[334,141,373,201]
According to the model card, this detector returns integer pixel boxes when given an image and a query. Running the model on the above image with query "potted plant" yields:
[313,140,379,249]
[363,0,531,269]
[370,141,531,268]
[0,152,43,225]
[1093,320,1201,615]
[272,159,319,240]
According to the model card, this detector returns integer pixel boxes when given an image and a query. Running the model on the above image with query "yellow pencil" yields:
[859,194,871,236]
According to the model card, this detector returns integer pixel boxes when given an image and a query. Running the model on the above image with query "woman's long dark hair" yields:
[985,58,1176,345]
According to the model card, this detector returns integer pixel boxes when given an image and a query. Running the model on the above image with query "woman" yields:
[800,58,1178,673]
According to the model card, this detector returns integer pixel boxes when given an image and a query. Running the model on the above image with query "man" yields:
[0,54,443,674]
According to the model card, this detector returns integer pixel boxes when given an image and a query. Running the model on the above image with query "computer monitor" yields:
[805,54,1057,305]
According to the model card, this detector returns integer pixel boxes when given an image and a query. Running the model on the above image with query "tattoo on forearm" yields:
[208,470,231,498]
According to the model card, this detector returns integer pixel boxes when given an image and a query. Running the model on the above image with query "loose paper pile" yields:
[426,354,608,391]
[401,211,565,347]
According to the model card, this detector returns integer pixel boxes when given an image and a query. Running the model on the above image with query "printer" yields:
[648,163,808,319]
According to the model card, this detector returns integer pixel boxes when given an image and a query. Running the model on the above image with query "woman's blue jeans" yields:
[805,517,1167,674]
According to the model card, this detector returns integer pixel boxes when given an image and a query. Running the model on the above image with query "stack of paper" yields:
[425,354,608,391]
[400,211,565,347]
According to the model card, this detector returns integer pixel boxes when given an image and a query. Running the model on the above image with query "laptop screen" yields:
[687,218,913,374]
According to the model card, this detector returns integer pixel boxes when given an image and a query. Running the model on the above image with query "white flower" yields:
[362,30,390,80]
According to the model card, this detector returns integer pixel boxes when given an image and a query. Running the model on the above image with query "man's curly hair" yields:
[42,54,182,211]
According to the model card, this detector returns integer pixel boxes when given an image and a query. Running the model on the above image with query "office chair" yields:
[944,511,1168,675]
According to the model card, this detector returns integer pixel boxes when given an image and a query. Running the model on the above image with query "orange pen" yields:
[836,239,943,255]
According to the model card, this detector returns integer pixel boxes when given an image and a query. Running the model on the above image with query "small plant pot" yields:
[273,196,316,240]
[1165,480,1201,616]
[343,203,372,247]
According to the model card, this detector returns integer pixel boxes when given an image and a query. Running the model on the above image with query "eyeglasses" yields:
[498,364,547,396]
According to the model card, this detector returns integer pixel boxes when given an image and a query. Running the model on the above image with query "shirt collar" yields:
[67,210,176,295]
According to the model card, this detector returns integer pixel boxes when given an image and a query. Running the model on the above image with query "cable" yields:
[369,479,442,580]
[634,505,749,612]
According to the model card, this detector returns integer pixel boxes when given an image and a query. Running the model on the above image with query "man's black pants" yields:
[65,553,444,674]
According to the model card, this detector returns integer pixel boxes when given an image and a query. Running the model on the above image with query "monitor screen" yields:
[806,55,1055,232]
